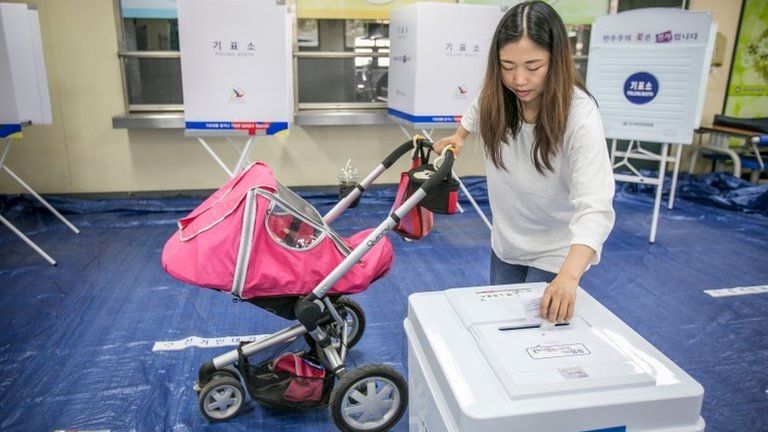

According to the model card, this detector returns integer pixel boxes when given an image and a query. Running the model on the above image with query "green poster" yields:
[724,0,768,117]
[460,0,609,24]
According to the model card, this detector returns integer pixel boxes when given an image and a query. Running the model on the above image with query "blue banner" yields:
[584,427,626,432]
[0,124,22,139]
[387,108,461,124]
[185,121,288,135]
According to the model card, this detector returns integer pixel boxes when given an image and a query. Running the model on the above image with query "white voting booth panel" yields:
[178,0,292,177]
[586,9,714,243]
[178,0,292,136]
[388,3,501,128]
[0,2,51,128]
[404,283,704,432]
[0,3,77,266]
[0,10,21,137]
[587,8,712,145]
[387,3,498,231]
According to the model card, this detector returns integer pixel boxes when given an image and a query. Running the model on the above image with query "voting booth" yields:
[404,283,705,432]
[586,9,715,243]
[387,2,500,229]
[387,2,501,128]
[0,3,51,131]
[0,3,78,265]
[178,0,293,177]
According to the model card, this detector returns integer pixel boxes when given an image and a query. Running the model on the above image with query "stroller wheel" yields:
[195,365,240,395]
[198,375,245,422]
[329,364,408,432]
[334,296,366,348]
[211,365,240,381]
[306,296,366,351]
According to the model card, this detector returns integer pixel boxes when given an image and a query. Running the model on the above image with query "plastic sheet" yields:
[619,172,768,215]
[1,174,767,431]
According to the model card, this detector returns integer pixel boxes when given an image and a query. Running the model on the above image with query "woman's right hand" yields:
[433,134,465,158]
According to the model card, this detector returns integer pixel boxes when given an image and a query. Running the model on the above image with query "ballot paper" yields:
[522,296,542,321]
[499,295,565,330]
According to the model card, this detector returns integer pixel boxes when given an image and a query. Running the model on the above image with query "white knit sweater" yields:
[461,88,616,273]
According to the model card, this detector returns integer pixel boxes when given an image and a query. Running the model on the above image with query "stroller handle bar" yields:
[306,141,455,306]
[323,137,436,225]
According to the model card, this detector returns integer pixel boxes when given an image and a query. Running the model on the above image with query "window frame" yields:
[113,0,183,112]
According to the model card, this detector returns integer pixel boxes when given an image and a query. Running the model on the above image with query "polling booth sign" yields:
[586,8,714,243]
[386,3,501,230]
[587,8,713,145]
[179,0,292,136]
[177,0,293,176]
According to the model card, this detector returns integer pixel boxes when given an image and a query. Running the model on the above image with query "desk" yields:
[689,124,767,181]
[111,111,395,178]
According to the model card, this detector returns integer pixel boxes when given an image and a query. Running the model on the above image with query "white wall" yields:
[690,0,742,128]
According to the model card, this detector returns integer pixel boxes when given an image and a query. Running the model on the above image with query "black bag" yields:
[407,164,459,214]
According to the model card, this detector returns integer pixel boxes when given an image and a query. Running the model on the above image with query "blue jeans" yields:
[490,251,557,285]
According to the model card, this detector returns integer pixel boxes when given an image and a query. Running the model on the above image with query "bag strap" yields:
[410,136,432,167]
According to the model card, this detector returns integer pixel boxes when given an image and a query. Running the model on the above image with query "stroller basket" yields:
[239,351,335,409]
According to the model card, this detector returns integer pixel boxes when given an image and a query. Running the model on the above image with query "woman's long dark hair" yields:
[479,1,590,174]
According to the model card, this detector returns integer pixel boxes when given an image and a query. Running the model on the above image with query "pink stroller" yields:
[161,138,455,432]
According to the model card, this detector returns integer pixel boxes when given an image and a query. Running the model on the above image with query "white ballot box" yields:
[388,3,502,128]
[404,283,704,432]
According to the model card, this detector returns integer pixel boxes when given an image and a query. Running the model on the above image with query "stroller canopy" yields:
[162,162,394,299]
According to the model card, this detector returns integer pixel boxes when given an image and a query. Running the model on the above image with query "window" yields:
[617,0,687,12]
[266,203,324,250]
[295,19,389,109]
[567,24,591,83]
[265,184,326,251]
[117,6,183,111]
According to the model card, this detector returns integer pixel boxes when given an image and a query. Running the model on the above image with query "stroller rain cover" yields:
[161,162,394,299]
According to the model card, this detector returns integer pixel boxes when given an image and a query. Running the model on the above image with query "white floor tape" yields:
[54,430,110,432]
[704,285,768,298]
[152,334,270,352]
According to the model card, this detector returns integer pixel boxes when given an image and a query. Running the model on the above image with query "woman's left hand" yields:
[540,274,578,323]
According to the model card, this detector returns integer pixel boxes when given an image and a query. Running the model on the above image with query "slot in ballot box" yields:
[404,283,705,432]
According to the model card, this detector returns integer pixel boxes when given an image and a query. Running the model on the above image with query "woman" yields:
[434,1,615,324]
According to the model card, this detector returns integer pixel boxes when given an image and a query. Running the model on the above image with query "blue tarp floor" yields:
[0,177,767,432]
